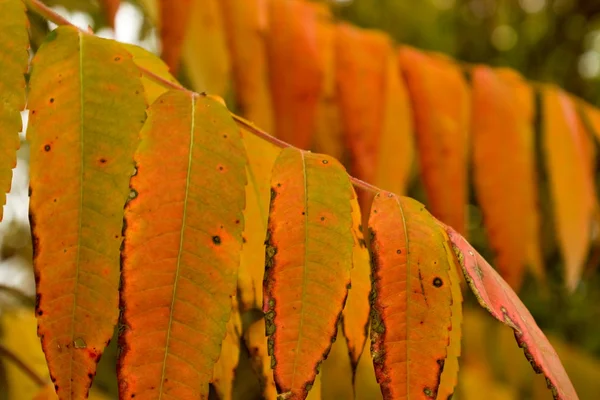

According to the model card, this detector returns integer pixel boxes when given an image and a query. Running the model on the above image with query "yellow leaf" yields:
[320,324,354,399]
[244,318,277,400]
[118,91,247,398]
[212,297,242,400]
[27,26,147,399]
[0,0,28,221]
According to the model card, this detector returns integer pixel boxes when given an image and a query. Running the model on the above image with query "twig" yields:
[24,0,382,196]
[0,344,47,388]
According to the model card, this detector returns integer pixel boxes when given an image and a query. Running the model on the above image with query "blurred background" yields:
[2,0,600,399]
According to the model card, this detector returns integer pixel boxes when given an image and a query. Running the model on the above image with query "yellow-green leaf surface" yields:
[237,124,281,311]
[220,0,274,132]
[264,148,354,399]
[244,318,278,400]
[341,193,372,370]
[27,26,146,399]
[118,91,247,399]
[320,324,354,399]
[542,86,597,291]
[471,66,542,290]
[0,0,28,221]
[122,43,180,105]
[211,297,242,400]
[368,192,462,399]
[182,0,231,95]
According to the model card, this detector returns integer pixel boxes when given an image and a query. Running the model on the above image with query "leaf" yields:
[320,324,354,399]
[470,66,542,290]
[354,329,383,400]
[181,0,231,95]
[118,91,247,399]
[398,46,470,235]
[264,147,354,399]
[157,0,191,73]
[0,0,28,222]
[27,26,146,398]
[341,193,371,370]
[541,86,597,291]
[244,318,278,400]
[267,0,323,149]
[237,125,281,311]
[99,0,120,28]
[122,43,180,105]
[444,225,579,400]
[334,24,388,187]
[1,308,50,399]
[211,296,242,400]
[368,192,462,399]
[313,6,344,162]
[219,0,274,132]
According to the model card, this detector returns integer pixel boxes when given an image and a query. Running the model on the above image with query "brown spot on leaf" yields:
[44,145,51,152]
[433,277,443,287]
[212,235,221,245]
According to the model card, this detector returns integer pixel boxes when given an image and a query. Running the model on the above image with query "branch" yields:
[25,0,381,196]
[0,344,47,388]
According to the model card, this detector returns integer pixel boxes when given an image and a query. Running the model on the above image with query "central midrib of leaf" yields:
[69,31,85,396]
[158,94,195,398]
[290,151,309,390]
[395,198,410,398]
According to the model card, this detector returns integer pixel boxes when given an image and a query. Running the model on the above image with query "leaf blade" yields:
[28,26,147,398]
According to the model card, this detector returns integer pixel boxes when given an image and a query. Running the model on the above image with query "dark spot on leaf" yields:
[277,183,281,187]
[423,387,434,398]
[235,219,240,224]
[87,373,93,379]
[302,212,305,215]
[212,236,221,245]
[37,309,43,316]
[373,209,378,214]
[44,145,51,152]
[322,159,328,164]
[135,90,139,95]
[53,199,57,202]
[433,277,443,287]
[219,166,223,171]
[242,236,246,244]
[320,216,325,221]
[223,134,228,138]
[99,158,107,164]
[396,249,402,254]
[114,56,121,61]
[54,384,59,392]
[31,110,35,115]
[49,98,54,103]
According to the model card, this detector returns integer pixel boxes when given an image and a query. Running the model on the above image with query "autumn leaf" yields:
[181,0,231,95]
[122,42,180,105]
[399,46,470,235]
[212,296,242,400]
[267,0,323,149]
[368,192,462,400]
[244,318,278,400]
[470,66,542,290]
[220,0,274,132]
[354,332,383,400]
[237,124,281,311]
[118,91,247,399]
[341,192,372,371]
[541,86,597,291]
[157,0,191,73]
[99,0,119,28]
[27,26,147,399]
[264,148,354,399]
[444,225,579,399]
[0,0,28,221]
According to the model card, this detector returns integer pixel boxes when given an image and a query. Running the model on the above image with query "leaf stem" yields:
[24,0,381,196]
[0,344,47,388]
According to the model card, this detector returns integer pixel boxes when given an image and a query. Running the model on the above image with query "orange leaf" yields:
[220,0,274,132]
[341,193,371,370]
[368,192,462,399]
[27,26,147,399]
[118,91,247,398]
[470,66,543,290]
[399,46,470,235]
[335,24,388,186]
[99,0,120,28]
[264,148,354,399]
[444,225,579,400]
[158,0,192,73]
[267,0,323,149]
[244,318,278,400]
[541,86,597,291]
[0,0,28,221]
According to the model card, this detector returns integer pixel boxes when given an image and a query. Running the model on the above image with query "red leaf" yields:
[443,224,579,400]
